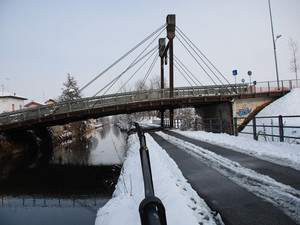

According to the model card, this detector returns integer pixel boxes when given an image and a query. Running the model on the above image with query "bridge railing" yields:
[0,80,296,126]
[200,115,300,143]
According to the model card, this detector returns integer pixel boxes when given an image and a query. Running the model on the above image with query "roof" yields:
[0,91,27,100]
[24,101,44,107]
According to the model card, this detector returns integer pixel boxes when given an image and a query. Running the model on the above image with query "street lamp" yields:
[268,0,281,90]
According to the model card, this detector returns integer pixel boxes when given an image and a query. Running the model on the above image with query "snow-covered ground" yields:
[95,133,221,225]
[96,89,300,224]
[172,130,300,171]
[241,88,300,143]
[158,131,300,223]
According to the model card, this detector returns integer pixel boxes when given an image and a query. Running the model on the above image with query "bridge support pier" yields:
[160,109,164,128]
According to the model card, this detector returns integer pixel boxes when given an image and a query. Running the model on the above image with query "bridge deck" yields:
[0,81,293,132]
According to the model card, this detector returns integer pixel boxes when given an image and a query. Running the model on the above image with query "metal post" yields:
[233,117,238,136]
[253,117,257,140]
[268,0,280,90]
[278,115,284,142]
[167,14,175,128]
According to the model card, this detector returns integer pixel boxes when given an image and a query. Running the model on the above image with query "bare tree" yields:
[289,38,299,81]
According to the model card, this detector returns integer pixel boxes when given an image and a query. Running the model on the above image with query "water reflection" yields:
[0,124,126,225]
[52,124,127,166]
[0,195,109,225]
[89,125,127,165]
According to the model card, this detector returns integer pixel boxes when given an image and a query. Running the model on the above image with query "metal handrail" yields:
[201,114,300,142]
[135,123,167,225]
[0,79,296,126]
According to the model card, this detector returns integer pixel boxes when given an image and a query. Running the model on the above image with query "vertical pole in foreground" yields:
[268,0,280,90]
[159,38,166,128]
[167,14,176,128]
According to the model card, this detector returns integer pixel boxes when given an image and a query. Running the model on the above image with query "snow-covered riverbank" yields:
[95,133,221,225]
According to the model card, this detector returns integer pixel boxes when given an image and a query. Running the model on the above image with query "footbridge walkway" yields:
[0,80,294,133]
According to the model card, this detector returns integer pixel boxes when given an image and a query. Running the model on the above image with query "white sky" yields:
[0,0,300,103]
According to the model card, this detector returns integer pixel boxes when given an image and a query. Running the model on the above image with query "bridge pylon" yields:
[159,38,166,127]
[167,14,176,128]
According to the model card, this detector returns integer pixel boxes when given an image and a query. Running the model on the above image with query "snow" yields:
[172,130,300,171]
[157,131,300,223]
[95,88,300,224]
[241,88,300,143]
[95,133,220,225]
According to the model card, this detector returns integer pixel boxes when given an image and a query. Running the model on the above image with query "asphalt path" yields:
[163,130,300,191]
[150,132,297,225]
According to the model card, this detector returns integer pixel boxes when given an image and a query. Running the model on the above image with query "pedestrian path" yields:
[163,130,300,191]
[150,132,297,225]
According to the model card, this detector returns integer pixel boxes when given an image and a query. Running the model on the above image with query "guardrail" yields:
[0,79,296,126]
[135,123,167,225]
[200,115,300,143]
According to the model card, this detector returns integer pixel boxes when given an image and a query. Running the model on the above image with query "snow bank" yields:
[95,133,219,225]
[173,130,300,171]
[241,88,300,143]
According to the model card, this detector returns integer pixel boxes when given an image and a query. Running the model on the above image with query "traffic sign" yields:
[242,78,245,83]
[232,70,238,76]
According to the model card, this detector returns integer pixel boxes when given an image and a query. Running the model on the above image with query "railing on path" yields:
[135,123,167,225]
[200,115,300,143]
[0,79,296,127]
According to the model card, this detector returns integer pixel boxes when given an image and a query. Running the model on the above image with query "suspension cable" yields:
[93,46,157,96]
[94,25,166,96]
[176,26,231,85]
[177,31,224,85]
[80,23,166,92]
[173,58,197,86]
[176,35,218,85]
[174,62,193,86]
[174,55,203,86]
[139,52,159,90]
[117,47,158,93]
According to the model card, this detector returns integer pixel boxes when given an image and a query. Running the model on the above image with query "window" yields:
[20,105,22,110]
[12,104,15,112]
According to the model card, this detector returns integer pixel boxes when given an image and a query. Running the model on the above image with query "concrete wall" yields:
[0,97,25,113]
[232,96,276,124]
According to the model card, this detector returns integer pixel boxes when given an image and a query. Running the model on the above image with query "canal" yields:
[0,124,127,225]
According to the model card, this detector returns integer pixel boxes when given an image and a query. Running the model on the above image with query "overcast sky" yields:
[0,0,300,103]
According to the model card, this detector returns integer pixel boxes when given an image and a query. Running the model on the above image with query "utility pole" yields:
[167,14,175,128]
[268,0,280,90]
[159,38,166,127]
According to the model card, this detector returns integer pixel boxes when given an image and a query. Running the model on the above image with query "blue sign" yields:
[232,70,238,76]
[241,78,245,83]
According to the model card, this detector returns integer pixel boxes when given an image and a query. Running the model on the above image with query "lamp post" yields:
[268,0,281,90]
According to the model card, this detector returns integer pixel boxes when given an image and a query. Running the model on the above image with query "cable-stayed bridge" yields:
[0,15,295,132]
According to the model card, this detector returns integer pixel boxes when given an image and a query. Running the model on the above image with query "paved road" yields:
[150,132,298,225]
[163,130,300,190]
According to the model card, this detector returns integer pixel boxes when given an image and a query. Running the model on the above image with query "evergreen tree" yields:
[59,74,88,147]
[59,73,82,102]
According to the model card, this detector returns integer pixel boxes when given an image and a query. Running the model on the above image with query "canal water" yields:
[0,124,127,225]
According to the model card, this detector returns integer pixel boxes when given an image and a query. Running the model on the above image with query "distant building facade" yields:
[25,101,44,109]
[45,99,58,105]
[0,92,27,113]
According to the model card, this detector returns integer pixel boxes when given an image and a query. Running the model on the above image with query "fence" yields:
[135,123,167,225]
[1,79,297,127]
[200,115,300,143]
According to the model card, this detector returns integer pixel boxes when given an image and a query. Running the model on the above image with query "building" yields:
[45,99,58,105]
[25,101,44,109]
[0,92,27,113]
